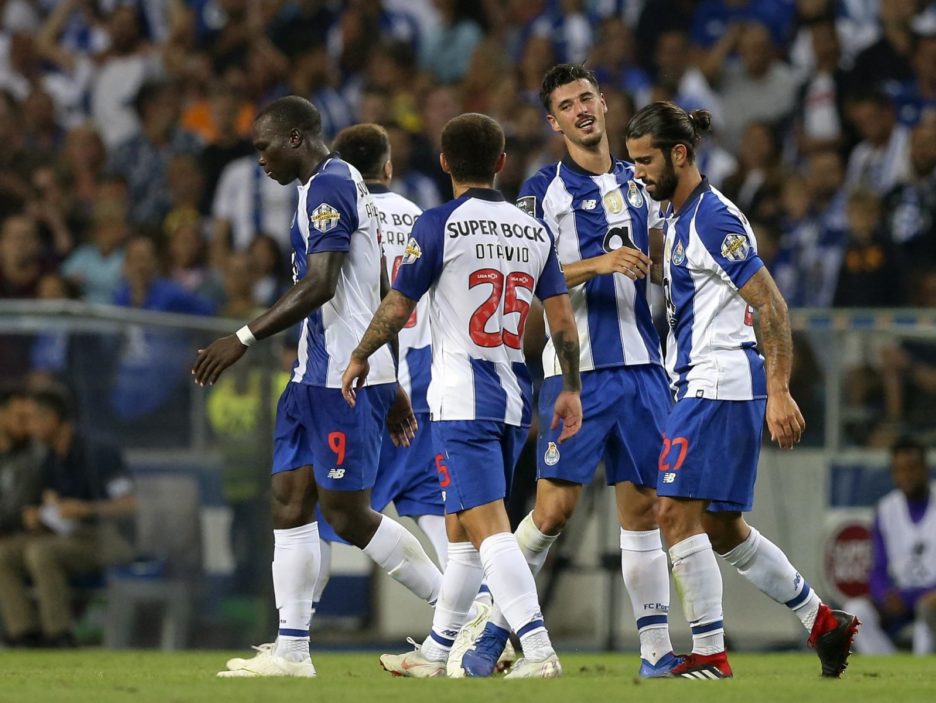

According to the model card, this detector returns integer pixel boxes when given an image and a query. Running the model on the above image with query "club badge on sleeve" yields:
[311,203,341,233]
[401,236,422,264]
[517,196,536,218]
[720,233,750,261]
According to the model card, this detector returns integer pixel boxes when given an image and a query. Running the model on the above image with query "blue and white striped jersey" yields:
[392,188,568,427]
[370,184,431,414]
[661,178,767,401]
[289,155,395,388]
[518,157,663,378]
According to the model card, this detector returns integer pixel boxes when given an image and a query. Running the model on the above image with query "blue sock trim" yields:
[517,618,545,639]
[785,583,811,610]
[484,622,510,640]
[690,620,724,636]
[478,583,491,595]
[636,614,669,630]
[430,630,455,648]
[278,628,309,638]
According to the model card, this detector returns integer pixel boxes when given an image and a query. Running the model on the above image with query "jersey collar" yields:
[462,187,504,202]
[366,182,391,193]
[560,152,617,176]
[672,176,710,218]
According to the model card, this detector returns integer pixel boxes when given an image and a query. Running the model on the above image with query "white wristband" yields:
[236,325,256,347]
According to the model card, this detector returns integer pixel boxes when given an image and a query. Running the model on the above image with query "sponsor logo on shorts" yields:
[326,468,346,479]
[662,472,676,484]
[544,441,560,466]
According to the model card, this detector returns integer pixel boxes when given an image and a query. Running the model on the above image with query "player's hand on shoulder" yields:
[551,390,583,443]
[341,356,369,407]
[766,390,805,449]
[386,385,417,448]
[595,247,651,280]
[192,335,247,386]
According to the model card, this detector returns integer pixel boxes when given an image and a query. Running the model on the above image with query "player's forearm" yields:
[543,295,581,392]
[246,278,336,341]
[352,291,417,361]
[563,259,597,288]
[756,295,793,393]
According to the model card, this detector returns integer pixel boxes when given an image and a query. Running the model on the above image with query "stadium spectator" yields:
[0,214,57,299]
[59,124,108,222]
[60,189,129,305]
[196,82,256,211]
[884,114,936,267]
[217,251,262,319]
[0,387,135,647]
[792,18,850,155]
[0,90,36,221]
[848,0,918,93]
[245,233,290,308]
[650,28,722,124]
[385,123,443,210]
[420,0,484,85]
[0,387,44,539]
[844,88,911,194]
[721,120,786,224]
[165,219,223,306]
[845,437,936,655]
[589,16,651,106]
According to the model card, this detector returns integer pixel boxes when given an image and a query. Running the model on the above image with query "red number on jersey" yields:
[468,269,533,350]
[658,435,689,472]
[435,453,451,488]
[391,255,418,329]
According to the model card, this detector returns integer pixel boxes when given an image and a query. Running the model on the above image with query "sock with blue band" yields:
[670,533,725,655]
[272,522,320,661]
[621,528,674,664]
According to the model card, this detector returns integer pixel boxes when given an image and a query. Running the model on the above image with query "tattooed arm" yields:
[379,256,400,370]
[649,228,664,285]
[542,293,583,442]
[341,290,417,405]
[738,267,805,449]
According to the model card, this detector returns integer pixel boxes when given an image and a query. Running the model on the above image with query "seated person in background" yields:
[0,386,45,539]
[0,388,136,647]
[845,437,936,656]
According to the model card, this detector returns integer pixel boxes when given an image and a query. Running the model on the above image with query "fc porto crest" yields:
[310,203,340,233]
[626,180,644,208]
[672,240,686,266]
[720,233,750,261]
[544,441,560,466]
[401,236,422,264]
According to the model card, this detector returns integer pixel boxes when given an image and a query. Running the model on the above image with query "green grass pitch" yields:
[0,651,933,703]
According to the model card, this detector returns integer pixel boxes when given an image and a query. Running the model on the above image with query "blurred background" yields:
[0,0,934,654]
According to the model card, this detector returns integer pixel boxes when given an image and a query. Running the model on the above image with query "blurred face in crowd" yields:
[881,0,918,25]
[913,37,936,89]
[810,22,840,70]
[891,447,929,500]
[167,154,204,206]
[739,23,774,77]
[849,99,894,145]
[910,118,936,177]
[0,215,40,268]
[845,196,881,243]
[108,6,141,54]
[37,273,69,300]
[23,90,57,133]
[168,222,203,269]
[123,237,160,288]
[223,252,254,300]
[385,125,412,173]
[655,30,689,82]
[28,402,62,447]
[739,122,776,170]
[141,86,181,136]
[2,395,34,446]
[65,124,106,171]
[627,135,681,202]
[546,78,608,150]
[247,236,281,278]
[782,175,811,220]
[807,150,844,201]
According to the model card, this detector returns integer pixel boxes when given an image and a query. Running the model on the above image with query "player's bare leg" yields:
[704,511,859,677]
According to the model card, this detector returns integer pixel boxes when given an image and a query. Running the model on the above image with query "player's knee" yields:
[533,502,571,535]
[271,496,312,529]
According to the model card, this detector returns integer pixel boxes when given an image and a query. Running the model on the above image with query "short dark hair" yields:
[846,87,893,110]
[540,63,600,112]
[891,435,926,461]
[332,124,390,180]
[255,96,322,138]
[133,79,173,118]
[441,113,504,184]
[624,101,712,163]
[0,384,30,406]
[31,387,73,422]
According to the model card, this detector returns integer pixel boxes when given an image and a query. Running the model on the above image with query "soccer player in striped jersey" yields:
[307,124,448,615]
[457,63,679,679]
[194,97,442,678]
[342,113,582,679]
[625,101,859,680]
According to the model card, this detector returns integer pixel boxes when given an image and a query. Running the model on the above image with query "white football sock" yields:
[719,527,821,631]
[362,515,442,604]
[272,522,319,661]
[479,532,553,659]
[417,514,449,568]
[487,512,558,631]
[670,533,725,656]
[421,542,484,662]
[620,528,674,664]
[310,538,332,623]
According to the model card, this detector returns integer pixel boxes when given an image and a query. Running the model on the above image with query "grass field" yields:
[0,651,933,703]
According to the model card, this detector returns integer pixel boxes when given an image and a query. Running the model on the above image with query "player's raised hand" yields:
[192,335,247,386]
[551,389,583,443]
[386,385,418,448]
[341,356,369,407]
[595,247,651,280]
[766,390,805,449]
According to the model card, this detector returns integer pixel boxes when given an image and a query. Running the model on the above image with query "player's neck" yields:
[671,167,704,213]
[567,140,612,175]
[299,143,332,184]
[452,180,495,198]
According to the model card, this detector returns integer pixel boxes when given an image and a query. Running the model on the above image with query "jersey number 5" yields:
[468,268,533,349]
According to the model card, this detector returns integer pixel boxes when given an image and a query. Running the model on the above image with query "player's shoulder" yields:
[692,184,749,232]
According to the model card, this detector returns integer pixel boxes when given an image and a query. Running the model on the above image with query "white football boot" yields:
[503,653,562,679]
[225,642,275,671]
[379,638,446,678]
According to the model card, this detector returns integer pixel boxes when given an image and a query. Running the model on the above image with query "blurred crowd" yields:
[0,0,934,446]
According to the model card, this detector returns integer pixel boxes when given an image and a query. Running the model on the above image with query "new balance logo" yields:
[662,472,676,484]
[327,468,346,479]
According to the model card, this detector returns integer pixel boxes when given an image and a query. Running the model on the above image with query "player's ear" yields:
[493,152,506,175]
[383,158,393,181]
[546,113,563,135]
[439,152,451,175]
[289,129,303,148]
[672,143,688,167]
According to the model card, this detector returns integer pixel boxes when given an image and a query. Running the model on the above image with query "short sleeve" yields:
[693,203,764,290]
[534,227,568,301]
[305,173,360,255]
[517,171,550,220]
[392,209,445,301]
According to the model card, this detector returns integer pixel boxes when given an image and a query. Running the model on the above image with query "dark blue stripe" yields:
[278,628,309,637]
[785,583,811,609]
[430,630,455,647]
[470,358,507,421]
[636,614,669,630]
[633,275,663,364]
[744,347,767,398]
[517,618,545,638]
[306,312,328,386]
[670,241,695,399]
[512,361,533,425]
[583,272,627,367]
[690,620,724,635]
[478,583,491,595]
